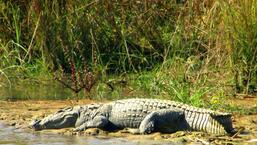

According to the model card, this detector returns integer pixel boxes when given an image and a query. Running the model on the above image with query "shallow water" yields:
[0,122,182,145]
[0,79,75,100]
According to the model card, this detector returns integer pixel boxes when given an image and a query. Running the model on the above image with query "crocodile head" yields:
[29,106,80,131]
[29,104,102,131]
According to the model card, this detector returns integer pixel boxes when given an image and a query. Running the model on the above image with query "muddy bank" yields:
[0,99,256,144]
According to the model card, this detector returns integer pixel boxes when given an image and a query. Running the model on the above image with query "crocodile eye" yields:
[57,110,64,113]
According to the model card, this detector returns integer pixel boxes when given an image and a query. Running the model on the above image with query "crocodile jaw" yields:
[29,119,42,131]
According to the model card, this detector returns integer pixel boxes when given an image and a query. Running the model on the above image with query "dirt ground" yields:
[0,98,256,145]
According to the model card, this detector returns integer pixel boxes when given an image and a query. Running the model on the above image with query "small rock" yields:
[247,138,257,143]
[84,128,100,136]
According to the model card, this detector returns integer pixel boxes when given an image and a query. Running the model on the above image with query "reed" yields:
[0,0,256,102]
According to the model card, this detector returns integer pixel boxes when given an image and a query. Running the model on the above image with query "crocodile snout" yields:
[29,119,42,131]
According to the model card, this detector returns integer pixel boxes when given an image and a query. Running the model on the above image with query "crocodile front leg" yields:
[139,109,188,134]
[74,115,109,132]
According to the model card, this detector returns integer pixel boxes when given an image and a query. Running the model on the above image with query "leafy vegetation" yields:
[0,0,256,108]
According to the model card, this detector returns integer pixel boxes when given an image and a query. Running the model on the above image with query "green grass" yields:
[0,0,256,111]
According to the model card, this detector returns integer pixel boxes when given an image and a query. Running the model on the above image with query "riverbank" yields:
[0,98,256,144]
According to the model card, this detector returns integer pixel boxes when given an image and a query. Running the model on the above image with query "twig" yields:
[196,138,210,145]
[54,77,87,93]
[232,127,245,138]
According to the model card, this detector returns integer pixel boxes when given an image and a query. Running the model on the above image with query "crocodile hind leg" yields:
[139,109,188,134]
[74,115,109,132]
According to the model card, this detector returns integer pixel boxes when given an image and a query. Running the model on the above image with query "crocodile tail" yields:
[209,113,235,135]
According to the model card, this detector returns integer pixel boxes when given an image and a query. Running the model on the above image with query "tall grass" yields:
[0,0,256,102]
[221,0,257,94]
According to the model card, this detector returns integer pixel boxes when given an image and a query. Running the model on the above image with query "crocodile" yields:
[30,98,236,135]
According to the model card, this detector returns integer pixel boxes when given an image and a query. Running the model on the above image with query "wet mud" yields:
[0,98,256,144]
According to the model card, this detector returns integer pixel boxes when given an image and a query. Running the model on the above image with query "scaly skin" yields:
[30,98,235,135]
[29,103,102,130]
